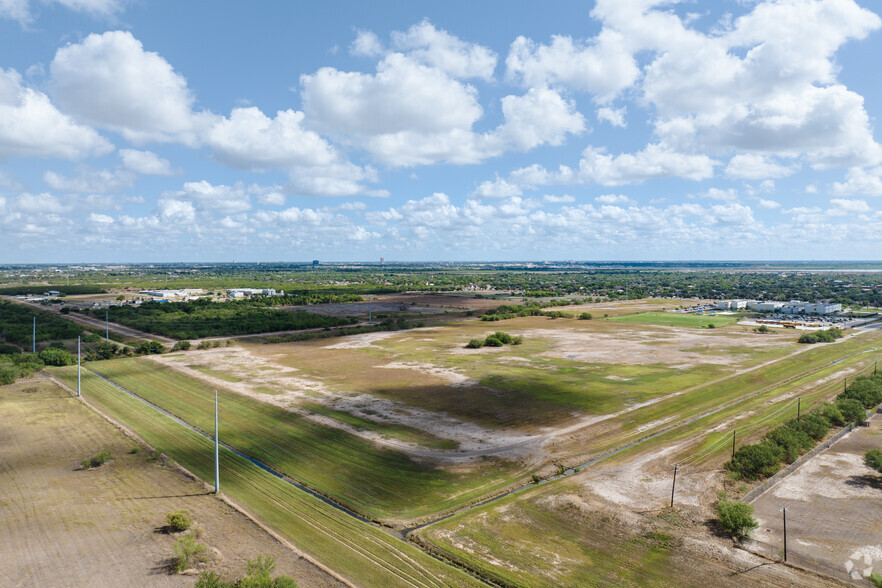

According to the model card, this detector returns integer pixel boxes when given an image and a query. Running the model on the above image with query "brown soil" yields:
[0,378,342,588]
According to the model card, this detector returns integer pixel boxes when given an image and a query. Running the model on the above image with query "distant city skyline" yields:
[1,0,882,262]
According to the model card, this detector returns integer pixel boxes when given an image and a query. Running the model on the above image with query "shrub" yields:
[167,509,193,532]
[871,571,882,588]
[172,534,209,573]
[493,331,513,344]
[0,342,21,354]
[755,325,771,334]
[0,367,19,385]
[714,500,758,541]
[836,397,867,425]
[798,332,818,344]
[578,312,593,320]
[819,402,845,427]
[195,571,231,588]
[707,323,716,329]
[787,412,830,441]
[172,340,192,351]
[726,441,784,480]
[465,339,483,349]
[511,336,523,345]
[38,347,75,366]
[483,336,503,347]
[839,375,882,408]
[81,449,113,469]
[764,426,813,463]
[83,333,102,343]
[865,449,882,474]
[237,556,298,588]
[198,341,212,350]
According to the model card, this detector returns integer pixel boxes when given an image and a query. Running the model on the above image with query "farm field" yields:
[0,378,341,587]
[50,367,482,588]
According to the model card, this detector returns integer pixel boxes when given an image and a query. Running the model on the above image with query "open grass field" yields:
[74,358,523,523]
[408,329,882,587]
[50,366,483,588]
[0,378,341,587]
[608,311,740,329]
[413,477,842,588]
[232,309,799,432]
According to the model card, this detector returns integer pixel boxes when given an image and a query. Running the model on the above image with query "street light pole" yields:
[782,507,787,562]
[214,390,220,494]
[77,336,81,397]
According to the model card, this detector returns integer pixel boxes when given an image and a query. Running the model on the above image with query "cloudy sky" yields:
[1,0,881,262]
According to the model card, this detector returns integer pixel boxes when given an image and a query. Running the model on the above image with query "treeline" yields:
[726,374,882,480]
[246,292,363,306]
[98,299,353,339]
[480,301,590,321]
[0,300,83,349]
[798,327,844,344]
[0,285,105,296]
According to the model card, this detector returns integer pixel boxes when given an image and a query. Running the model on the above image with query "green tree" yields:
[836,397,867,425]
[764,426,813,463]
[37,347,75,366]
[787,412,830,441]
[714,500,759,541]
[864,449,882,474]
[726,441,784,480]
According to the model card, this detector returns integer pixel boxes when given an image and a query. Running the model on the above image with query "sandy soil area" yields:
[526,326,781,368]
[149,348,540,464]
[0,378,341,588]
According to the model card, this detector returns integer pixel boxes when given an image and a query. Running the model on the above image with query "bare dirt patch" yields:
[0,379,341,587]
[527,326,782,368]
[147,348,538,465]
[377,361,475,386]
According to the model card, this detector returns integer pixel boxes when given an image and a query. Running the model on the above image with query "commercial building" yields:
[716,299,841,315]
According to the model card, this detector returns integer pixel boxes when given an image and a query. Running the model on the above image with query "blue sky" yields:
[1,0,882,263]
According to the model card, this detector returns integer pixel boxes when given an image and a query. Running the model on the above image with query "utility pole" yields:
[77,336,81,397]
[670,465,679,508]
[214,390,220,494]
[782,507,788,562]
[105,308,109,341]
[368,297,372,324]
[797,398,801,422]
[732,430,737,459]
[32,316,36,353]
[844,377,847,393]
